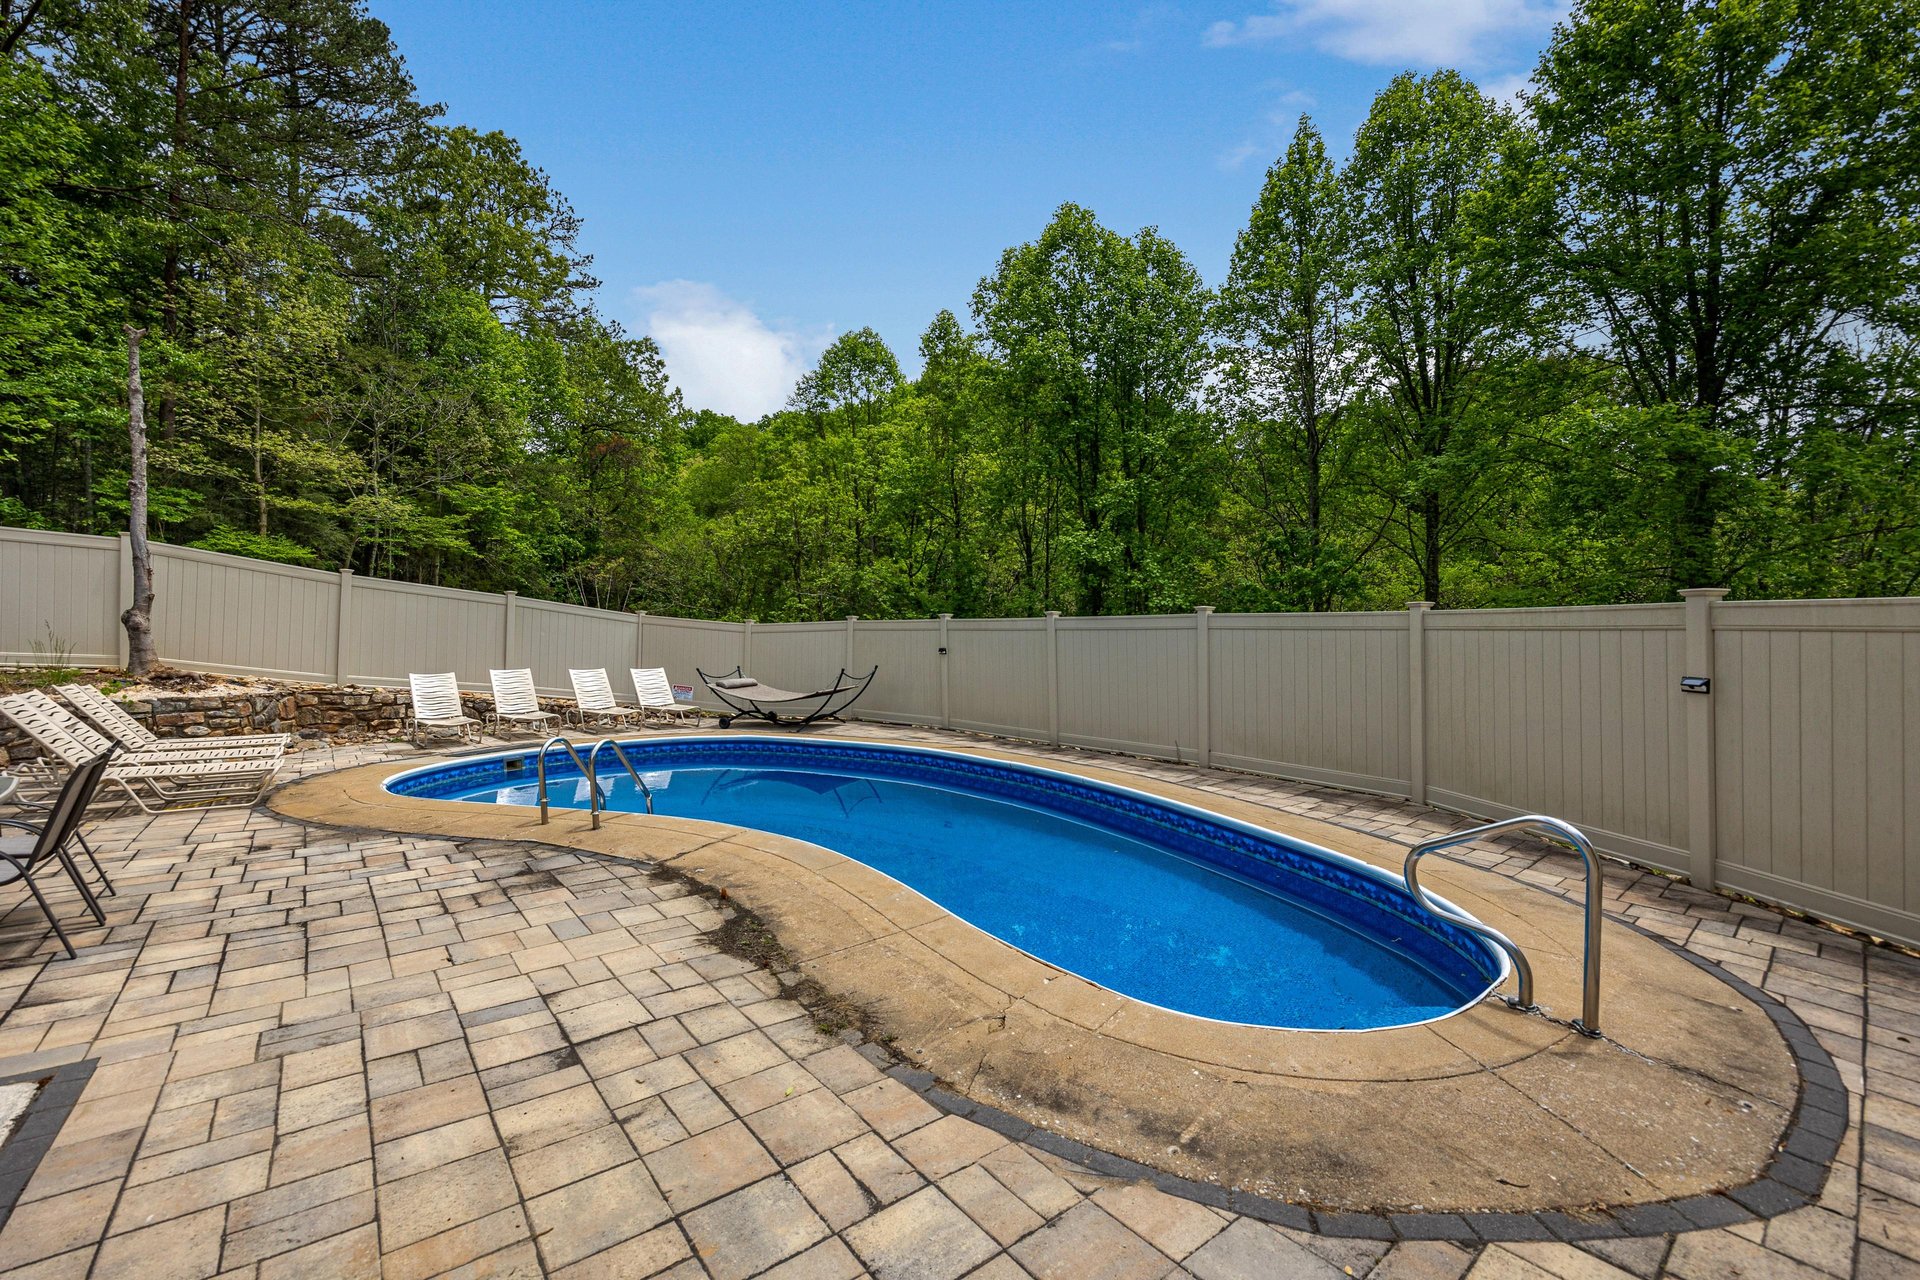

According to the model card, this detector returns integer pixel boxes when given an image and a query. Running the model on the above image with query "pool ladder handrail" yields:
[534,736,655,828]
[534,737,595,826]
[1403,814,1604,1037]
[587,738,655,820]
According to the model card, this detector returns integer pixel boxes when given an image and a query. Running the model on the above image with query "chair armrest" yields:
[0,816,47,836]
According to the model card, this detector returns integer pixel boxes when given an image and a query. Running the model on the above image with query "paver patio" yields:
[0,726,1913,1279]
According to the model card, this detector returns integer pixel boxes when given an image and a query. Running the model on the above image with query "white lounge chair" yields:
[8,692,267,767]
[55,683,288,758]
[407,673,481,746]
[631,668,705,726]
[1,692,279,812]
[487,669,558,738]
[566,669,643,730]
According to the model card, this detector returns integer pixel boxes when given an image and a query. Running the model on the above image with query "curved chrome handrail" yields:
[534,736,597,826]
[1404,814,1605,1036]
[587,738,655,819]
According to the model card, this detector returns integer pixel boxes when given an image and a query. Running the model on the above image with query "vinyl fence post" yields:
[846,615,858,671]
[1681,588,1729,892]
[1194,606,1213,769]
[501,590,517,669]
[334,569,354,685]
[938,613,952,729]
[115,532,133,668]
[742,618,754,673]
[1408,601,1432,805]
[1045,610,1061,747]
[634,610,647,669]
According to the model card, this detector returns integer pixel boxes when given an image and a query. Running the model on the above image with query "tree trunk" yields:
[123,327,158,677]
[1669,461,1719,592]
[1422,489,1443,607]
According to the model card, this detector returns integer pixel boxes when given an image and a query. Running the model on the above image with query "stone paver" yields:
[0,727,1907,1278]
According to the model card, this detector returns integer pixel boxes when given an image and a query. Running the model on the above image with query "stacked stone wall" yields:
[0,683,577,764]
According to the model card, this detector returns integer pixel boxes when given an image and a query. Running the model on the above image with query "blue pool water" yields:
[389,739,1501,1029]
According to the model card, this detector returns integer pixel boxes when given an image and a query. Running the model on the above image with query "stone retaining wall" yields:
[0,682,578,765]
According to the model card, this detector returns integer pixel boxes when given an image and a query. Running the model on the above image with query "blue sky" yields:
[372,1,1567,417]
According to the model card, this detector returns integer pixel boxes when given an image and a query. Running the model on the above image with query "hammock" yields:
[694,665,878,728]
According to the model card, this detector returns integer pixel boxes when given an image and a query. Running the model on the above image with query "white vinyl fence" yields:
[4,526,1917,948]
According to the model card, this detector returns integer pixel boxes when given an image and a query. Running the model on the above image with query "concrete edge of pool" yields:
[268,732,1824,1220]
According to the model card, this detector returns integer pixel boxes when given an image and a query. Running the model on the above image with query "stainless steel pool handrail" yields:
[1403,815,1605,1036]
[534,736,597,826]
[587,738,655,820]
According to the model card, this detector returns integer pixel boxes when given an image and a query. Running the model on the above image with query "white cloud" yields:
[630,281,830,421]
[1480,71,1535,111]
[1203,1,1566,68]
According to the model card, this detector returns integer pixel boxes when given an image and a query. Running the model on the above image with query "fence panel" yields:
[515,599,637,695]
[638,617,745,706]
[6,524,1919,948]
[151,546,340,682]
[0,529,120,666]
[1210,612,1409,794]
[1712,598,1920,944]
[346,580,506,689]
[947,619,1049,740]
[1423,605,1689,873]
[851,620,942,724]
[750,622,847,695]
[1057,615,1198,760]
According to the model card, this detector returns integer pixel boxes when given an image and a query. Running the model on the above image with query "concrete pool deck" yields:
[269,732,1810,1221]
[0,724,1909,1279]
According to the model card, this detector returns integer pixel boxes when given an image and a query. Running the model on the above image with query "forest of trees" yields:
[3,0,1917,620]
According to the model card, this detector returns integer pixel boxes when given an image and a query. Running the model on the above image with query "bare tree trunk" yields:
[123,326,158,677]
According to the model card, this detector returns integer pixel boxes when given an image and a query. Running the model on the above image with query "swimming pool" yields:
[387,739,1505,1030]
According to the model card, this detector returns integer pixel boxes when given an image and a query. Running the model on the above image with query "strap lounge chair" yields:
[7,691,269,767]
[487,669,559,738]
[0,749,117,958]
[630,668,705,727]
[0,692,279,812]
[55,683,288,759]
[695,666,877,729]
[566,669,644,730]
[407,673,482,746]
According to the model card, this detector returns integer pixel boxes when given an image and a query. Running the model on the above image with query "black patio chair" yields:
[0,749,116,958]
[2,764,116,903]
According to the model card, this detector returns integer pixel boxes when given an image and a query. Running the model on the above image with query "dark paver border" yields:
[0,1057,96,1233]
[883,910,1847,1241]
[271,746,1849,1243]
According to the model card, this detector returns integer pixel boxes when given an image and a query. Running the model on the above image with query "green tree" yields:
[1346,71,1535,607]
[973,203,1216,613]
[0,52,123,530]
[1529,0,1920,591]
[1214,116,1377,610]
[789,327,902,604]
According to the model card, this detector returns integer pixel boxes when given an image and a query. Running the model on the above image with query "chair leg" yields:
[19,874,77,959]
[68,829,115,896]
[51,853,106,924]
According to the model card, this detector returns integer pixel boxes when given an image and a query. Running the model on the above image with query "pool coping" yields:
[877,920,1845,1242]
[268,733,1821,1225]
[381,734,1511,1032]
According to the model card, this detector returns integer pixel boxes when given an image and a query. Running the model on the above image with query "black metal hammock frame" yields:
[695,665,878,728]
